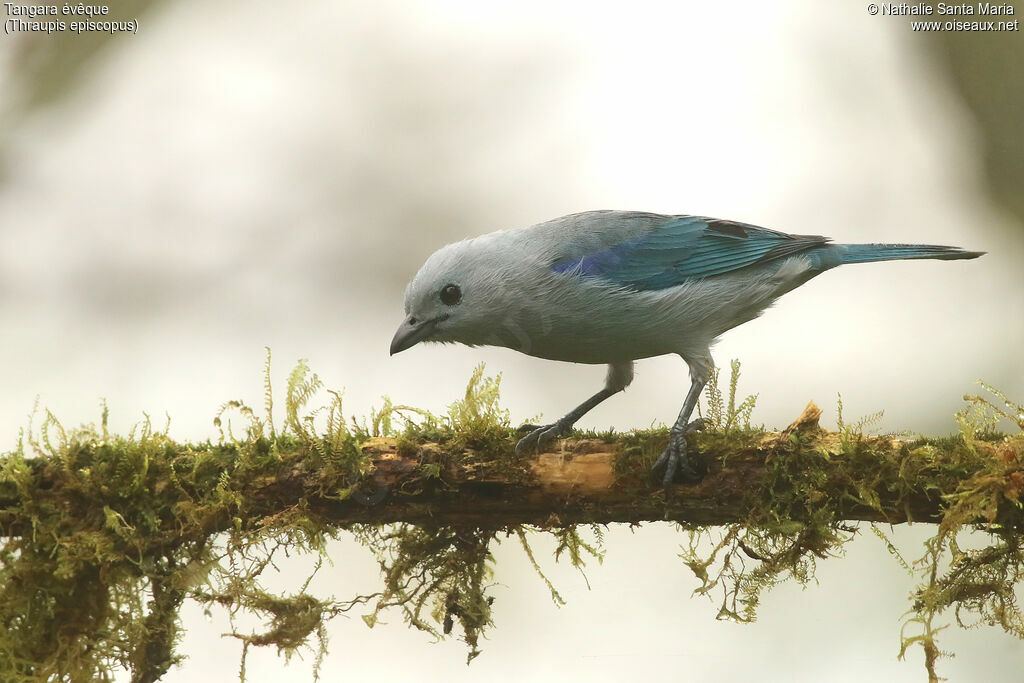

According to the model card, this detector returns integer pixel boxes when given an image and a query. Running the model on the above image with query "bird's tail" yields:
[833,243,985,265]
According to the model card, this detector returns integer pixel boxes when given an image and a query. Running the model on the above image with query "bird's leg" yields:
[515,388,614,455]
[652,376,707,486]
[515,362,633,456]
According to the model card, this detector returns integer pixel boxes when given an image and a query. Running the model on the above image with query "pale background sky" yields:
[1,1,1022,681]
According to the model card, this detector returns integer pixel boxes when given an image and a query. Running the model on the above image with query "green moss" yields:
[0,352,1021,682]
[678,373,1024,682]
[352,523,497,663]
[0,353,601,680]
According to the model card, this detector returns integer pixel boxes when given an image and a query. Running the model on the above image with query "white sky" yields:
[1,0,1022,681]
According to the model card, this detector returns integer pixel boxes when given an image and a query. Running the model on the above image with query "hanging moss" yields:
[0,350,1020,681]
[677,377,1023,683]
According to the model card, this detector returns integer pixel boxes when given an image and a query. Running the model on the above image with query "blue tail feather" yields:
[833,243,985,265]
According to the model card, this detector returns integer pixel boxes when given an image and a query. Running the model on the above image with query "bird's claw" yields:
[515,420,572,456]
[652,418,707,487]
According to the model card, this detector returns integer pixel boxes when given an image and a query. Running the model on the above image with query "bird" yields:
[390,210,984,485]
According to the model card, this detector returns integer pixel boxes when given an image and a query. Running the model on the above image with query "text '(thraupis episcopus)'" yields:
[2,4,139,35]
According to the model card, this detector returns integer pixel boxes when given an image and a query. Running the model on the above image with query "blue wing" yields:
[550,215,830,291]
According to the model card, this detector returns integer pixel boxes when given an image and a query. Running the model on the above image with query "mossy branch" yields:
[0,352,1022,682]
[2,400,1012,541]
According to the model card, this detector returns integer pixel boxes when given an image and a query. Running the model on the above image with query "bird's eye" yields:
[439,283,462,306]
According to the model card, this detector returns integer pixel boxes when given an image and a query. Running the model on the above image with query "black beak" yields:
[390,315,438,355]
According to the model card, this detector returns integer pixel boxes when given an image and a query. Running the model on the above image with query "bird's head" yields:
[390,238,503,355]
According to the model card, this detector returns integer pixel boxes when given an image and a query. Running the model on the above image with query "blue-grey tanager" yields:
[390,211,983,485]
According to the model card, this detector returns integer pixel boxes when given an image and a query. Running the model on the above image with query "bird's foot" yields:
[515,419,573,456]
[652,418,707,487]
